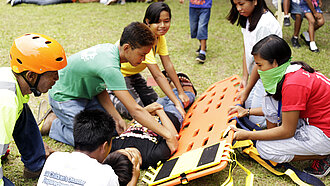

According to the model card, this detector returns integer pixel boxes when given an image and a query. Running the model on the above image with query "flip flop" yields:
[177,72,197,96]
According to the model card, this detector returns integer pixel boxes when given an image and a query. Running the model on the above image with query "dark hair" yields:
[120,22,156,49]
[251,34,315,100]
[226,0,271,31]
[143,2,172,25]
[103,151,133,186]
[74,109,115,152]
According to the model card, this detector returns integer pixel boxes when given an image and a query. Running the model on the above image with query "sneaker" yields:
[196,53,206,63]
[304,156,330,178]
[11,0,21,6]
[291,37,301,48]
[284,17,291,27]
[300,32,310,46]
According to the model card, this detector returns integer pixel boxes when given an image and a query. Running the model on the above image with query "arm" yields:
[127,158,140,186]
[156,108,178,137]
[239,65,260,103]
[241,46,249,88]
[231,111,299,141]
[113,90,178,153]
[96,90,127,134]
[146,63,186,117]
[228,105,264,118]
[160,55,190,108]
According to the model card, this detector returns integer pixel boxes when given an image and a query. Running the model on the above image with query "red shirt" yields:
[282,69,330,137]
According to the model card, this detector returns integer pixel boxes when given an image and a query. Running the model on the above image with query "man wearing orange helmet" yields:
[0,33,67,185]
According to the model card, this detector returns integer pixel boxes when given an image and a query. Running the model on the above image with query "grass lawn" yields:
[0,0,329,185]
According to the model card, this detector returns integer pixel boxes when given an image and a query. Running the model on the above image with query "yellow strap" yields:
[284,169,311,186]
[243,146,311,185]
[232,140,253,149]
[221,153,254,186]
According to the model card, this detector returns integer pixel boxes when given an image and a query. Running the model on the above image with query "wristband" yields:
[247,108,251,117]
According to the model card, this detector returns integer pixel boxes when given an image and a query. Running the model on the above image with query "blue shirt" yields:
[190,0,212,8]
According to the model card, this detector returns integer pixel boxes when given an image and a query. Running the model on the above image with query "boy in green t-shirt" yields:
[45,22,179,154]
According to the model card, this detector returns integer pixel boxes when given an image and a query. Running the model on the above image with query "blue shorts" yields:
[189,7,211,40]
[300,0,323,14]
[290,2,304,20]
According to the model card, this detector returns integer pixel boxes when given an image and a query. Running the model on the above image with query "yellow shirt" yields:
[121,35,169,77]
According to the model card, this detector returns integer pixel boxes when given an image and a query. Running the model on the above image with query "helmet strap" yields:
[21,73,42,97]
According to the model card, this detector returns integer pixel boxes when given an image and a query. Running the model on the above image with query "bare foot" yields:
[43,142,55,159]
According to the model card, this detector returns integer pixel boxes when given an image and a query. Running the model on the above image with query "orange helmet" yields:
[10,33,67,74]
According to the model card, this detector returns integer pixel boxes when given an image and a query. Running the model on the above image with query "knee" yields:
[317,18,325,27]
[309,18,316,26]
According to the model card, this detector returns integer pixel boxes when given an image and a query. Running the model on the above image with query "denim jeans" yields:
[49,96,106,146]
[109,73,158,120]
[156,89,195,125]
[13,104,45,172]
[3,176,14,186]
[189,7,211,40]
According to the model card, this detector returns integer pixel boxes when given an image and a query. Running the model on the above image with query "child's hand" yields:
[175,104,186,118]
[230,125,250,140]
[116,119,128,135]
[165,134,179,154]
[145,102,163,115]
[314,12,322,20]
[228,105,248,118]
[178,92,190,108]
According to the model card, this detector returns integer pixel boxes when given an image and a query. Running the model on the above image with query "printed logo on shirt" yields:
[80,48,97,62]
[96,83,107,92]
[190,0,205,5]
[42,171,86,185]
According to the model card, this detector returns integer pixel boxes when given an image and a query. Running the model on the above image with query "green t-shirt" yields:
[49,43,127,102]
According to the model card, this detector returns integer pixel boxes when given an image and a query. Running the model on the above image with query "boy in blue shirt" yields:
[180,0,212,63]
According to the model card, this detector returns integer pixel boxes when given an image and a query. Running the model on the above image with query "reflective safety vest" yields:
[0,67,29,186]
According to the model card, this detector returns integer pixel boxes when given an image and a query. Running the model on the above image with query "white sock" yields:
[293,36,298,39]
[310,41,318,50]
[200,50,206,55]
[284,15,290,18]
[303,31,310,42]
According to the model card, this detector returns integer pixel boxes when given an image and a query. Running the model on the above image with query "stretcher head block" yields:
[142,75,241,185]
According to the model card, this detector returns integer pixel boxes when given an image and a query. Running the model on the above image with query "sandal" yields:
[177,72,197,96]
[37,100,53,135]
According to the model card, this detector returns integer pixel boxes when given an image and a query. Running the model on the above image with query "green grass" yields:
[1,0,329,185]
